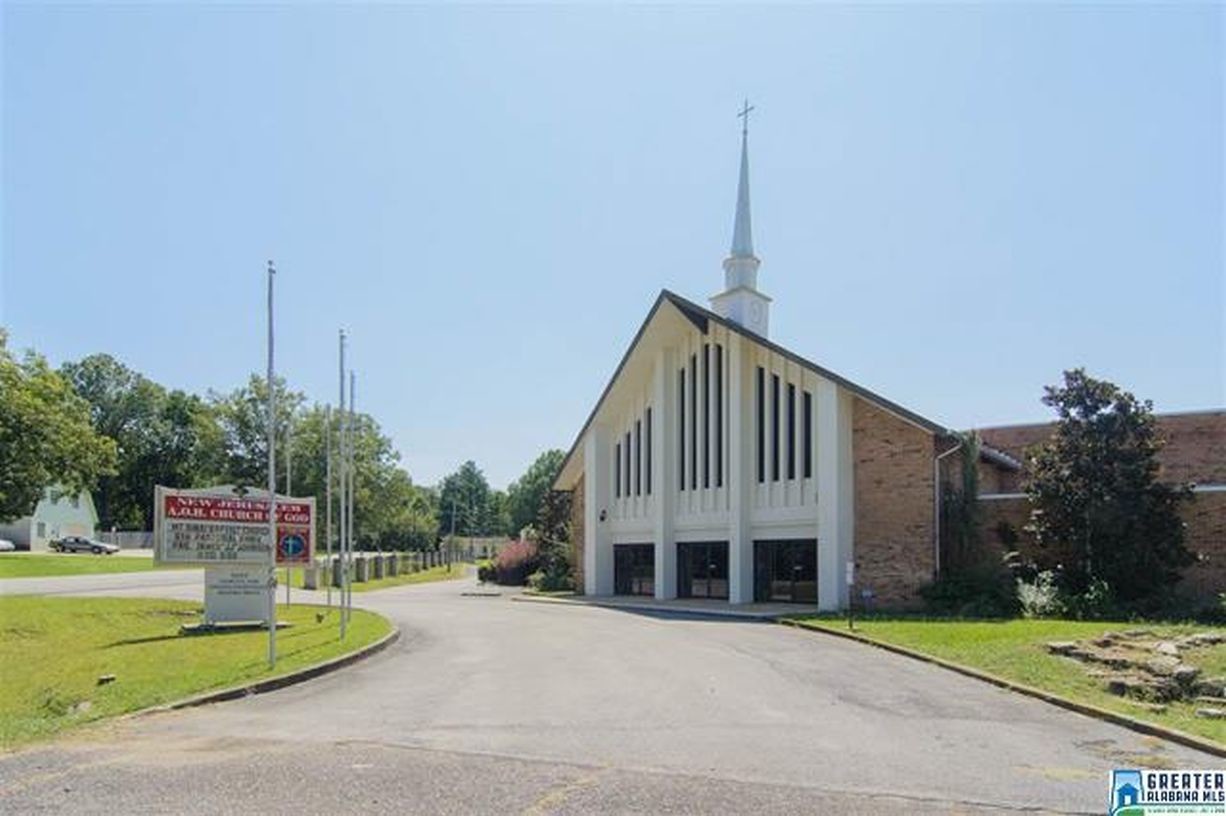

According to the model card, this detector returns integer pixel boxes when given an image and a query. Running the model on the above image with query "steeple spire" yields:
[731,99,755,258]
[711,100,771,337]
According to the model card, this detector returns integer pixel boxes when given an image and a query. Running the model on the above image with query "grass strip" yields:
[0,596,391,747]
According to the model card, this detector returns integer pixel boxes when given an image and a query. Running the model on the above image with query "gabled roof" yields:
[553,289,951,490]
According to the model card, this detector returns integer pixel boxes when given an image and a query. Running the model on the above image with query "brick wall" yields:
[1183,490,1226,599]
[853,397,937,609]
[569,474,585,594]
[975,492,1225,603]
[978,411,1226,487]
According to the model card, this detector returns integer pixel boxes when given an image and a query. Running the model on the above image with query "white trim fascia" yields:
[1193,484,1226,493]
[979,492,1027,501]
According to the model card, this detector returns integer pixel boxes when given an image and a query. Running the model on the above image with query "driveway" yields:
[0,573,1218,814]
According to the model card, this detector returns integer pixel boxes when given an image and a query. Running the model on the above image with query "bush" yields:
[476,560,496,584]
[921,564,1019,618]
[526,559,573,593]
[491,540,539,585]
[1017,570,1063,618]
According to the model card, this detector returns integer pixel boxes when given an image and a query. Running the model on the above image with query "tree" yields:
[531,484,574,590]
[210,375,304,489]
[1025,369,1193,602]
[0,334,116,522]
[505,449,565,536]
[438,461,495,537]
[61,354,224,528]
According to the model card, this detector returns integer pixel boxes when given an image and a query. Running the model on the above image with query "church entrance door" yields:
[677,541,729,600]
[753,539,817,603]
[613,544,654,596]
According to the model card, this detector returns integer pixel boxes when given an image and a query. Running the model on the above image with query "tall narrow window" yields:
[702,344,710,489]
[678,369,686,491]
[803,391,813,479]
[634,420,642,496]
[646,408,653,495]
[787,383,796,480]
[690,353,698,490]
[715,345,724,488]
[756,366,765,483]
[771,373,780,482]
[615,442,621,498]
[624,432,632,497]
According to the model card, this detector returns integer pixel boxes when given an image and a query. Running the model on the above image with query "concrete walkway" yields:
[512,591,817,620]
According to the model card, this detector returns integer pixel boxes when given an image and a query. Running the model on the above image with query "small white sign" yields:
[204,565,269,624]
[845,560,855,586]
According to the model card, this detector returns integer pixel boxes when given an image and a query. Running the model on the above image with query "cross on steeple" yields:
[738,99,754,136]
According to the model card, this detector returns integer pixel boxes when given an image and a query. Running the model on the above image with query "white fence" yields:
[97,530,154,549]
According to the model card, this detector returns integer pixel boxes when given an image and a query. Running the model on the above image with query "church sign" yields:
[153,486,315,567]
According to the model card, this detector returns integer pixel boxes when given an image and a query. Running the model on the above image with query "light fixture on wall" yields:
[599,509,608,523]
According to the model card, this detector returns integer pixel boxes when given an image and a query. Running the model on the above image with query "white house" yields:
[0,487,99,550]
[553,116,960,610]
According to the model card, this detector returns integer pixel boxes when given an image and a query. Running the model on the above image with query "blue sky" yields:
[2,3,1221,488]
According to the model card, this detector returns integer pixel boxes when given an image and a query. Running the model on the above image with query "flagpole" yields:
[338,330,348,639]
[348,370,356,623]
[266,260,277,669]
[285,413,292,607]
[325,404,333,609]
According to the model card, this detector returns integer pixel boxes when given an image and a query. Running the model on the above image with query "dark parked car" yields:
[51,536,119,555]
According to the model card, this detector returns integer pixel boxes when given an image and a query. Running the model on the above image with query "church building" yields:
[553,114,960,610]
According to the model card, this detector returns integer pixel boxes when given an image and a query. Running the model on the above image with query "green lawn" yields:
[788,616,1226,747]
[0,596,392,747]
[0,553,185,579]
[275,561,472,592]
[351,562,472,592]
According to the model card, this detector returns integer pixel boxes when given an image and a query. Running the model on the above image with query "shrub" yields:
[476,560,496,584]
[1016,570,1064,618]
[921,563,1019,618]
[492,540,539,585]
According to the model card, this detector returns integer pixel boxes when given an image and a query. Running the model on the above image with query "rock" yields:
[96,674,116,686]
[1047,642,1079,655]
[1172,664,1201,687]
[1195,708,1226,720]
[1195,696,1226,705]
[1145,656,1182,676]
[1154,641,1181,657]
[71,700,92,714]
[1194,677,1226,697]
[1123,629,1154,638]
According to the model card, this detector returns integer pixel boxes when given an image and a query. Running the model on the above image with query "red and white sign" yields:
[154,487,315,566]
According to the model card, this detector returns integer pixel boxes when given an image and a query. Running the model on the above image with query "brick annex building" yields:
[553,119,1225,610]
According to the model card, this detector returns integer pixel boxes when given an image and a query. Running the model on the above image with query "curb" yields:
[778,619,1226,759]
[148,624,401,713]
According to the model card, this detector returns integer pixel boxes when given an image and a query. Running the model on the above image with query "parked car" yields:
[0,539,15,552]
[50,536,119,555]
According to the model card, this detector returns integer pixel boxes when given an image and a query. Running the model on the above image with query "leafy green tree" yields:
[530,484,573,590]
[61,354,224,528]
[1025,369,1193,602]
[0,334,116,522]
[210,375,304,489]
[438,460,495,537]
[505,449,565,536]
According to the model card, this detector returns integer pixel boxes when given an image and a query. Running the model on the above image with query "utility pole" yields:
[265,260,277,669]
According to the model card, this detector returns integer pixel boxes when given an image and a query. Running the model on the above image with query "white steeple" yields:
[711,101,772,337]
